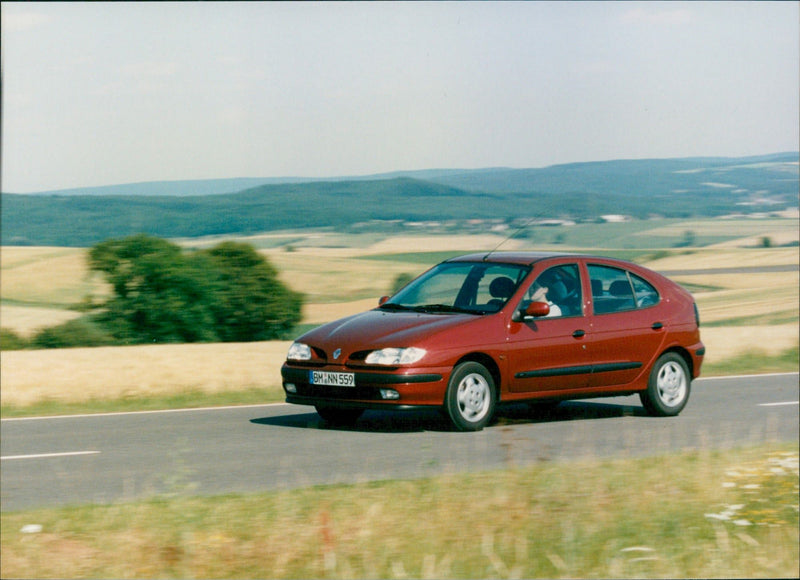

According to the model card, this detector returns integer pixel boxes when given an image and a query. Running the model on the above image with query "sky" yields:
[2,1,798,193]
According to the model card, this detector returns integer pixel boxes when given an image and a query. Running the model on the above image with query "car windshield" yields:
[382,262,530,314]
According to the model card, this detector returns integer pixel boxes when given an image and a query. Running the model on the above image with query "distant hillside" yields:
[15,178,294,197]
[13,152,797,199]
[2,154,797,247]
[429,153,800,197]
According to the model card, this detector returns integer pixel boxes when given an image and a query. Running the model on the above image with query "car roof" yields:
[447,251,582,266]
[446,251,664,281]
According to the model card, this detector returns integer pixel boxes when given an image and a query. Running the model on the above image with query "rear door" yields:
[586,263,667,388]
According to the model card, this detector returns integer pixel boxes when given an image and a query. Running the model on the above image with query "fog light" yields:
[380,389,400,400]
[285,383,297,393]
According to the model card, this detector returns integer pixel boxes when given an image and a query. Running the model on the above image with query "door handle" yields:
[651,322,664,330]
[572,329,586,338]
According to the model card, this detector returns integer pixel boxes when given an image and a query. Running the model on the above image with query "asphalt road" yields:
[2,373,797,512]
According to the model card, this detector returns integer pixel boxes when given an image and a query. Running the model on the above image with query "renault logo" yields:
[333,348,342,360]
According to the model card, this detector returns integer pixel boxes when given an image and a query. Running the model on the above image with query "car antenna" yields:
[483,217,536,261]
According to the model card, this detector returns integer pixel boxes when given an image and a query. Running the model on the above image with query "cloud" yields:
[122,61,179,78]
[2,10,51,32]
[621,7,693,26]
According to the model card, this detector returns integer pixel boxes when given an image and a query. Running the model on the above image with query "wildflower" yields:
[20,524,42,534]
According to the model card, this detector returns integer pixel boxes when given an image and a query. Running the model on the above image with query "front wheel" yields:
[640,353,690,416]
[445,362,496,431]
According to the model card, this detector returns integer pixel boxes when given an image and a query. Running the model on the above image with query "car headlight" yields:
[365,347,426,365]
[287,342,312,361]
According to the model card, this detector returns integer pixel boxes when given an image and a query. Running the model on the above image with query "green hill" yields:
[2,154,797,247]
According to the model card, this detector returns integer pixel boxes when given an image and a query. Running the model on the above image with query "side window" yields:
[588,265,660,314]
[631,273,660,308]
[525,264,582,318]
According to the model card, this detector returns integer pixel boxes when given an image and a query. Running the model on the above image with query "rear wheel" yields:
[640,353,690,416]
[315,406,364,425]
[445,362,496,431]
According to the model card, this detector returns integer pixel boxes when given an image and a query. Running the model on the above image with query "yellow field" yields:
[1,228,797,408]
[642,246,800,270]
[0,341,292,407]
[1,323,797,409]
[0,246,108,307]
[0,246,109,335]
[266,247,418,304]
[0,305,83,337]
[640,247,799,326]
[631,217,799,242]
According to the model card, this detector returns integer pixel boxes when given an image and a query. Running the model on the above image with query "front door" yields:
[506,264,591,395]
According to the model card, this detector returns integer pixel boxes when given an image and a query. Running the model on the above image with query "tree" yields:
[88,234,302,343]
[390,272,415,294]
[203,242,303,341]
[679,230,696,248]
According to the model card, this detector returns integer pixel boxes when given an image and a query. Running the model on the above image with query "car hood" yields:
[298,308,481,352]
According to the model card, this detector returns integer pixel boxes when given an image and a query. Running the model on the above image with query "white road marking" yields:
[1,450,100,461]
[758,401,799,407]
[696,372,799,382]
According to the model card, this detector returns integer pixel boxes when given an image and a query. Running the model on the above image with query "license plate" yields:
[310,371,355,387]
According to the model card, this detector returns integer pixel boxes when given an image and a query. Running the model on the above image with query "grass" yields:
[1,443,796,578]
[699,325,799,367]
[702,344,799,377]
[0,387,283,419]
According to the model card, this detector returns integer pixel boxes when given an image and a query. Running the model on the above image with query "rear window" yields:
[588,264,660,314]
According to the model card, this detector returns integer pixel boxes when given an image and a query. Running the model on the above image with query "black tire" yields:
[640,353,691,417]
[315,406,364,425]
[445,362,496,431]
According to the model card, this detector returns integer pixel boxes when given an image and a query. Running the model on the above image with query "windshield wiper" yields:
[413,304,483,315]
[378,302,412,311]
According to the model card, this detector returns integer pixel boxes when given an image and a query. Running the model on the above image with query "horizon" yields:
[7,150,799,196]
[2,2,798,193]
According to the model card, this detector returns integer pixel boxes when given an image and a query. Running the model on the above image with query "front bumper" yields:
[281,364,445,407]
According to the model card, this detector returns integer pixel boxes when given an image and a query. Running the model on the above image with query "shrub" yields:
[31,318,117,349]
[88,235,303,344]
[1,328,29,350]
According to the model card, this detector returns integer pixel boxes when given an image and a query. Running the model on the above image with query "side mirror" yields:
[512,301,550,322]
[378,296,390,306]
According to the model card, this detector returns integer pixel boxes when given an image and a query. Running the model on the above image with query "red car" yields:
[281,252,704,431]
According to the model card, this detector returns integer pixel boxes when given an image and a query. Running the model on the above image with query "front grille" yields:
[295,383,382,401]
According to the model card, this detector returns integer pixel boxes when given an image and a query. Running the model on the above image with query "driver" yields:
[528,276,562,317]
